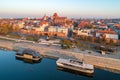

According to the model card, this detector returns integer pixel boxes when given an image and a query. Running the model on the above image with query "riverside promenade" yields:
[0,39,120,74]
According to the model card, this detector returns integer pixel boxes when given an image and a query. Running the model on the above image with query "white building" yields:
[48,26,68,36]
[74,29,94,36]
[34,21,49,32]
[96,28,118,39]
[34,27,45,32]
[98,24,108,29]
[105,33,118,39]
[48,26,56,32]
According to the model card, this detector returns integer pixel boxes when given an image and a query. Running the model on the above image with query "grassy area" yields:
[7,34,21,39]
[26,36,34,41]
[26,36,39,42]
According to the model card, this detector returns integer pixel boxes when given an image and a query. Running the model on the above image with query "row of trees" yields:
[0,22,19,35]
[0,23,11,35]
[74,35,117,46]
[60,39,91,50]
[60,38,116,53]
[60,39,73,49]
[94,46,115,53]
[26,35,39,42]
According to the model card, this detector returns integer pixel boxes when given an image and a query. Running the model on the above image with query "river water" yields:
[0,50,120,80]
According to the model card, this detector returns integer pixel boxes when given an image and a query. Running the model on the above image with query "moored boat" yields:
[56,58,94,74]
[16,49,41,61]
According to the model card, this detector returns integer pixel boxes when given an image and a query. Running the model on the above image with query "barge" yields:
[16,49,41,61]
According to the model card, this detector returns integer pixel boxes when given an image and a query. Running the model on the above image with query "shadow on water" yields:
[15,57,42,64]
[42,55,58,60]
[43,56,93,77]
[57,66,93,77]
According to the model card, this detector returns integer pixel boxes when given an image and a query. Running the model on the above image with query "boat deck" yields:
[56,58,94,74]
[16,55,41,61]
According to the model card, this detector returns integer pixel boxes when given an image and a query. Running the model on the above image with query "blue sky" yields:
[0,0,120,18]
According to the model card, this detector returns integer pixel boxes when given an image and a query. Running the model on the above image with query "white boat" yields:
[56,58,94,74]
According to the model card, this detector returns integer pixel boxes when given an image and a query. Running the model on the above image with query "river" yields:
[0,50,120,80]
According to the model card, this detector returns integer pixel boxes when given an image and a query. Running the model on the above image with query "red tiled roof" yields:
[22,18,28,21]
[78,21,89,28]
[97,28,117,34]
[99,24,107,26]
[36,18,41,20]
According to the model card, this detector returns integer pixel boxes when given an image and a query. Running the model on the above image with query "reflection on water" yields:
[16,57,42,64]
[57,66,93,77]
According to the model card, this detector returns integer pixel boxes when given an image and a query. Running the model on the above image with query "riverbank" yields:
[0,39,120,74]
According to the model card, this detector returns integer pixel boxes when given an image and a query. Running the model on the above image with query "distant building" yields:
[73,29,94,36]
[48,26,68,37]
[96,28,118,39]
[42,14,49,21]
[98,24,108,29]
[33,21,49,32]
[52,13,67,25]
[18,21,25,29]
[78,21,89,28]
[113,23,120,39]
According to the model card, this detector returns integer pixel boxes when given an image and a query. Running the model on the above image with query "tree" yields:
[12,24,20,32]
[98,37,103,44]
[0,23,9,35]
[109,39,114,46]
[33,35,39,42]
[60,39,73,49]
[86,24,95,29]
[0,22,19,35]
[76,41,82,48]
[83,36,88,41]
[89,36,95,43]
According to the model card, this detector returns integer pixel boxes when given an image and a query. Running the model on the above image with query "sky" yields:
[0,0,120,18]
